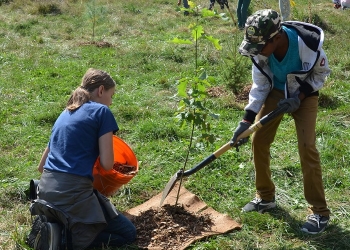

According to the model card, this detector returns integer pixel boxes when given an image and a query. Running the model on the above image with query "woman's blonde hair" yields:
[66,68,116,111]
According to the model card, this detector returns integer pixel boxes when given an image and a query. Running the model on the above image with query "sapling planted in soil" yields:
[169,3,227,205]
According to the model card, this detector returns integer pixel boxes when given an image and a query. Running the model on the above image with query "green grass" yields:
[1,0,350,249]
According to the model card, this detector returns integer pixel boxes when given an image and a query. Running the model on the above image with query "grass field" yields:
[0,0,349,249]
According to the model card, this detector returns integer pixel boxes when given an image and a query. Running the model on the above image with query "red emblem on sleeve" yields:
[320,58,325,66]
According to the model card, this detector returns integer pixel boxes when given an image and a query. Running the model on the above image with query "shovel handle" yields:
[160,104,289,206]
[180,127,253,177]
[180,142,231,177]
[179,103,289,177]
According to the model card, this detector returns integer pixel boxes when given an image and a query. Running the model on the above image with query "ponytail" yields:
[66,68,115,111]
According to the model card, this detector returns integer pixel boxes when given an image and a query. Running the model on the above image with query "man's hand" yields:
[278,97,300,113]
[231,121,251,146]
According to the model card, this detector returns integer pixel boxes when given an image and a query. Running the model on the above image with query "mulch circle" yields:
[78,41,113,48]
[130,204,214,249]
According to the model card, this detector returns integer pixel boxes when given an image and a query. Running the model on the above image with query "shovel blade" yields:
[159,172,179,206]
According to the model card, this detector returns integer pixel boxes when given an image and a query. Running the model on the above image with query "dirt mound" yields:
[125,184,241,249]
[131,204,213,249]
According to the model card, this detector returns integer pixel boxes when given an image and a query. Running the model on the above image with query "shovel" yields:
[223,0,237,26]
[159,103,289,206]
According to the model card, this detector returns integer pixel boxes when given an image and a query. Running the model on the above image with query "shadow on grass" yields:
[268,206,350,250]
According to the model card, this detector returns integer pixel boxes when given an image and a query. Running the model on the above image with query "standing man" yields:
[233,9,331,234]
[177,0,189,15]
[237,0,252,30]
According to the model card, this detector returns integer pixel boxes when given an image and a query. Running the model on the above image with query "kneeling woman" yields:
[37,68,136,249]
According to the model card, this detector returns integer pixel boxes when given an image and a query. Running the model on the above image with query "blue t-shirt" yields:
[269,26,302,90]
[45,101,119,180]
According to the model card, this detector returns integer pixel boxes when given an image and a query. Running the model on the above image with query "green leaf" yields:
[175,113,183,120]
[197,83,207,95]
[179,119,186,129]
[199,70,207,80]
[187,112,194,122]
[206,75,216,84]
[188,0,195,8]
[191,25,204,41]
[194,114,203,126]
[177,79,188,97]
[183,98,191,106]
[201,8,217,17]
[207,134,215,144]
[169,37,193,45]
[177,100,186,111]
[209,113,220,120]
[205,35,222,50]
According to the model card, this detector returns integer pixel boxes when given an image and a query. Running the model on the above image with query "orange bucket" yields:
[92,135,138,197]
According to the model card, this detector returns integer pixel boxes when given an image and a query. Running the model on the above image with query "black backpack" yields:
[26,215,48,249]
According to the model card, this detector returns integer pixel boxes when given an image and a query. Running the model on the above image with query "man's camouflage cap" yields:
[239,9,281,57]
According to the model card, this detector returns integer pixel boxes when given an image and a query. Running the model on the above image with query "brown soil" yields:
[234,85,251,102]
[207,85,251,102]
[78,41,113,48]
[130,204,214,249]
[113,163,137,175]
[207,86,226,98]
